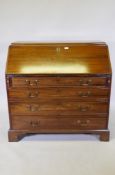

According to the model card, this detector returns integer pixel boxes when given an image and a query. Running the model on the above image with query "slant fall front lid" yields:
[6,42,112,74]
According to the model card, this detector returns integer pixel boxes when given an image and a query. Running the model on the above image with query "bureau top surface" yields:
[6,42,112,75]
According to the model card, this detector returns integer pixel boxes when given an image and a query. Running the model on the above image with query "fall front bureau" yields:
[6,42,112,141]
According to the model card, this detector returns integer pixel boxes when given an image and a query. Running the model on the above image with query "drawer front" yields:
[8,87,109,100]
[10,102,108,115]
[11,76,107,87]
[11,116,107,130]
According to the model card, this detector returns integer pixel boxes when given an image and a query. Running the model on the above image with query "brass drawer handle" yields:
[77,119,90,126]
[78,105,90,112]
[79,79,92,86]
[26,105,39,112]
[25,80,39,86]
[78,91,91,97]
[30,121,40,128]
[28,92,39,98]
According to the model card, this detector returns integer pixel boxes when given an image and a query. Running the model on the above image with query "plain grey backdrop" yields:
[0,1,115,175]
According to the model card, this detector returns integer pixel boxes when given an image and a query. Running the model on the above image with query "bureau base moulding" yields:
[8,129,110,142]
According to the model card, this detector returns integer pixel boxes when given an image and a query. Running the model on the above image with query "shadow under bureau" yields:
[5,42,112,141]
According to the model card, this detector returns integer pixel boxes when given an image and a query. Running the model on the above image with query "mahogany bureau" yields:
[5,42,112,142]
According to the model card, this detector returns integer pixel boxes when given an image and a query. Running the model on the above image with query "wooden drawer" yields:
[10,76,108,88]
[8,87,109,101]
[10,101,108,115]
[11,116,107,130]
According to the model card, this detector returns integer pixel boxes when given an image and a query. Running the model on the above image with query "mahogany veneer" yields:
[6,42,112,141]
